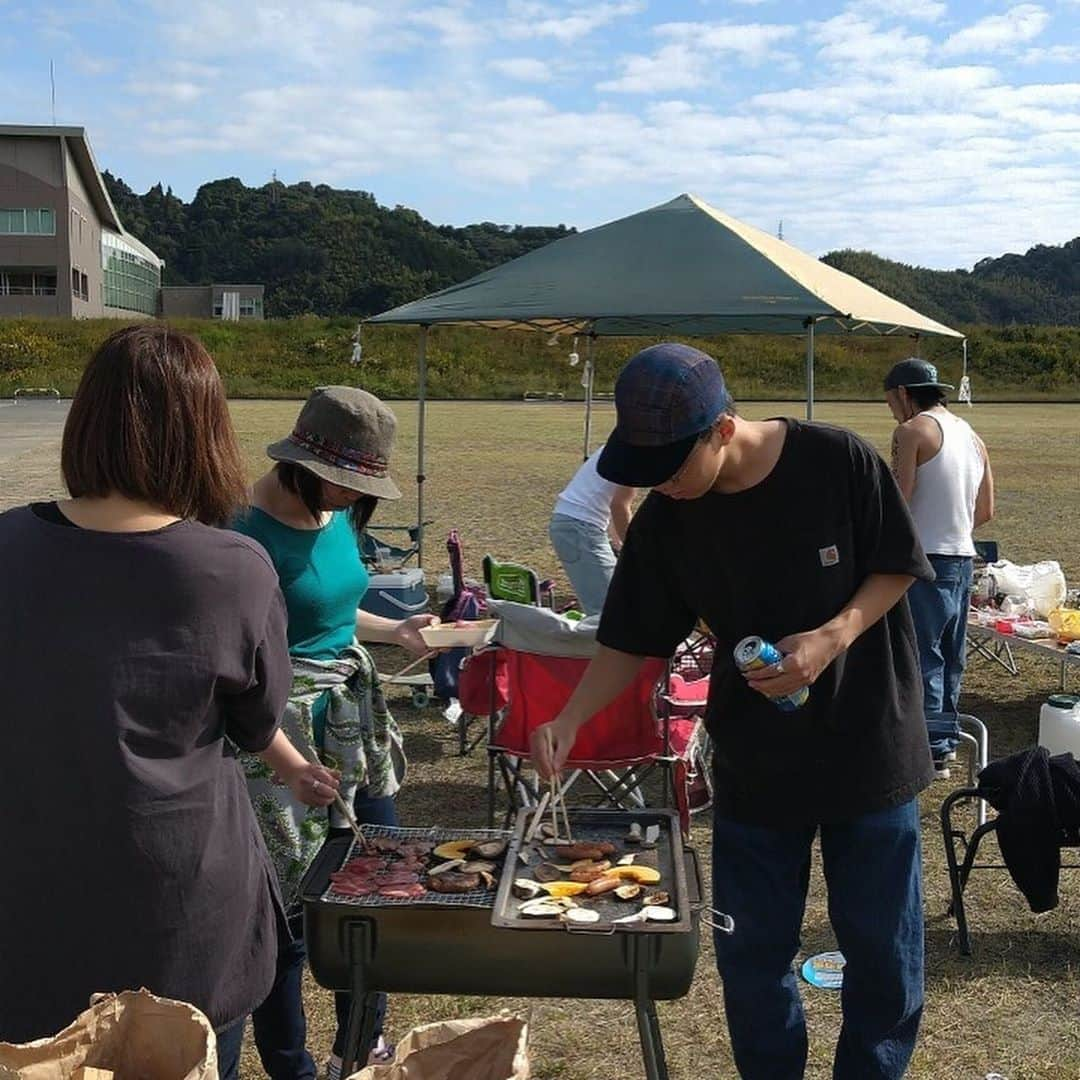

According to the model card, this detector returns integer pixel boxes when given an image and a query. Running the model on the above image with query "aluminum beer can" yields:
[733,635,810,712]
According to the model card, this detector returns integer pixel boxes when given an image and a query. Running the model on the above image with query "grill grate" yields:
[320,823,513,909]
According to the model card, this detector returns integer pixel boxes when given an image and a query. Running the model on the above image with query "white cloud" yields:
[1021,43,1080,64]
[811,12,931,70]
[502,0,646,43]
[850,0,946,20]
[489,58,554,82]
[599,20,798,93]
[942,4,1050,56]
[597,44,709,94]
[127,80,205,103]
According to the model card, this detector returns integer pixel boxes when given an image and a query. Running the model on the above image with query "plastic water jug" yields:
[1038,694,1080,757]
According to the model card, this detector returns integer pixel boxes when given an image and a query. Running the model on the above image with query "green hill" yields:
[102,173,573,318]
[103,172,1080,328]
[823,244,1080,326]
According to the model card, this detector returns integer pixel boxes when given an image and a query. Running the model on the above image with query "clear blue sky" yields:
[5,0,1079,268]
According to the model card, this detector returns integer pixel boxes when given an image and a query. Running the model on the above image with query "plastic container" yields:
[359,568,428,619]
[419,618,499,649]
[1038,694,1080,757]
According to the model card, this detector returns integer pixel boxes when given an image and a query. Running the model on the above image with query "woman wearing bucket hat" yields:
[232,386,438,1078]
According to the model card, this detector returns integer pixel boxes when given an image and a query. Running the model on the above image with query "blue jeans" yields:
[549,513,617,616]
[251,791,398,1077]
[216,1020,246,1080]
[711,800,924,1080]
[906,555,973,717]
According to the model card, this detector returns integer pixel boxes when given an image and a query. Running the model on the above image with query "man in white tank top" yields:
[885,359,995,731]
[549,446,636,614]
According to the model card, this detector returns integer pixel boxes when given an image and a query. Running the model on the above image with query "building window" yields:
[0,208,56,235]
[239,297,262,318]
[100,232,160,315]
[0,268,57,296]
[80,271,89,301]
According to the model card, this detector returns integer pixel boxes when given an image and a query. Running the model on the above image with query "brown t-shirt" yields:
[0,505,291,1041]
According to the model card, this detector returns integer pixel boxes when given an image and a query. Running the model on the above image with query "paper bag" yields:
[350,1015,529,1080]
[0,989,216,1080]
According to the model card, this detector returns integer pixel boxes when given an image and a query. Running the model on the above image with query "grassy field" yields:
[3,400,1079,1079]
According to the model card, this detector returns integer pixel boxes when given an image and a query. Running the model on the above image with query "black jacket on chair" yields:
[977,747,1080,913]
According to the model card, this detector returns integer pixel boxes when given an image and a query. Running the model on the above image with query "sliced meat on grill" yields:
[371,837,402,852]
[378,882,427,899]
[377,871,421,886]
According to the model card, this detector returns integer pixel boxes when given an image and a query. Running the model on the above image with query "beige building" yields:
[160,283,265,320]
[0,125,164,319]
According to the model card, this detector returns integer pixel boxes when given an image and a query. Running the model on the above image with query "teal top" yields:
[232,508,369,744]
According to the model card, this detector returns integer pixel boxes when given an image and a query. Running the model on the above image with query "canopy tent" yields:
[367,193,963,563]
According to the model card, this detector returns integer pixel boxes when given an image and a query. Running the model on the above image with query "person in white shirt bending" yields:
[549,447,636,615]
[885,358,995,721]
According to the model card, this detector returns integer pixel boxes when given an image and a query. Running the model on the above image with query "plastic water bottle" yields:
[1038,694,1080,757]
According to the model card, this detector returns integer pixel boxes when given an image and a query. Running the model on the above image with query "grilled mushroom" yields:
[533,862,564,883]
[426,871,481,893]
[471,839,508,860]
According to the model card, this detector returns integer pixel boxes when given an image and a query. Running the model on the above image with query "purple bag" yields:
[429,530,487,701]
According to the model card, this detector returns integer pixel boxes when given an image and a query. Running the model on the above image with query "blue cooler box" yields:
[360,568,429,619]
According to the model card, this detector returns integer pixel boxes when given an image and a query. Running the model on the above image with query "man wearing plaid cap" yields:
[532,343,935,1079]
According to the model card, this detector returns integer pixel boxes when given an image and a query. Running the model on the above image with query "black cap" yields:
[884,358,954,392]
[597,343,731,487]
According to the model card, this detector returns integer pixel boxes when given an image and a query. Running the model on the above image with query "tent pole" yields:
[583,333,596,460]
[416,325,428,567]
[805,319,815,421]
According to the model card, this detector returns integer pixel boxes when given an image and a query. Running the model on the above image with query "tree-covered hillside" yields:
[102,173,572,318]
[823,243,1080,326]
[103,172,1080,327]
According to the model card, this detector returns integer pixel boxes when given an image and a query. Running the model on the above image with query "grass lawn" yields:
[4,399,1079,1079]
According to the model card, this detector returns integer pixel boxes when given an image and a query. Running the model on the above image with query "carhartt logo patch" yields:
[819,545,840,567]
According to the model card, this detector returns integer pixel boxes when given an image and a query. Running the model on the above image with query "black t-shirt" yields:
[599,419,935,826]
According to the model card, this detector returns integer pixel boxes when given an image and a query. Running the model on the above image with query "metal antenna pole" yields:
[805,319,815,421]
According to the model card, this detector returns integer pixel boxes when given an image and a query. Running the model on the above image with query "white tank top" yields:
[553,448,619,530]
[909,410,985,557]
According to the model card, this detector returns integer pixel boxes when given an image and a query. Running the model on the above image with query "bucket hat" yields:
[267,386,402,500]
[883,358,954,392]
[597,343,731,487]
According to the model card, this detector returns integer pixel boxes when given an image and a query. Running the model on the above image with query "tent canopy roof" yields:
[367,193,962,340]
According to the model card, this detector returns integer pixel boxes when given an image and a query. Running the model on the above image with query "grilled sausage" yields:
[585,875,622,897]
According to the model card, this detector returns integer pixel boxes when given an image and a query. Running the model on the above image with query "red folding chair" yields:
[483,648,705,836]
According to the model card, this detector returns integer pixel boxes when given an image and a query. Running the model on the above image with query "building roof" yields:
[0,124,162,268]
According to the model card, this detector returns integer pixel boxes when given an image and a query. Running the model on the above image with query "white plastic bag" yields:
[987,560,1067,618]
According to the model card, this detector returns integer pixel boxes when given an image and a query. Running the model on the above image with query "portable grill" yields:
[302,809,703,1080]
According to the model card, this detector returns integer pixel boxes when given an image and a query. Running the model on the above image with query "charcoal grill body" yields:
[303,818,702,1079]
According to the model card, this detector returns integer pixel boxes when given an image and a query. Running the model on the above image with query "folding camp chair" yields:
[358,520,433,570]
[483,554,555,608]
[927,711,990,825]
[485,648,704,836]
[941,783,1080,955]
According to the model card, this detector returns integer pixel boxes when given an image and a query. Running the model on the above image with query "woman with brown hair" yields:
[0,325,338,1078]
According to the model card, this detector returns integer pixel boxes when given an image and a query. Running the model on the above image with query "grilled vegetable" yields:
[642,891,670,907]
[607,865,661,885]
[562,908,600,925]
[427,858,466,875]
[614,884,642,901]
[539,881,589,898]
[512,879,543,900]
[471,839,508,860]
[533,862,564,883]
[643,905,676,922]
[459,860,497,874]
[519,899,565,918]
[432,839,477,860]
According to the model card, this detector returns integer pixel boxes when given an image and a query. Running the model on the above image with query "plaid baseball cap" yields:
[883,358,954,392]
[597,343,731,487]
